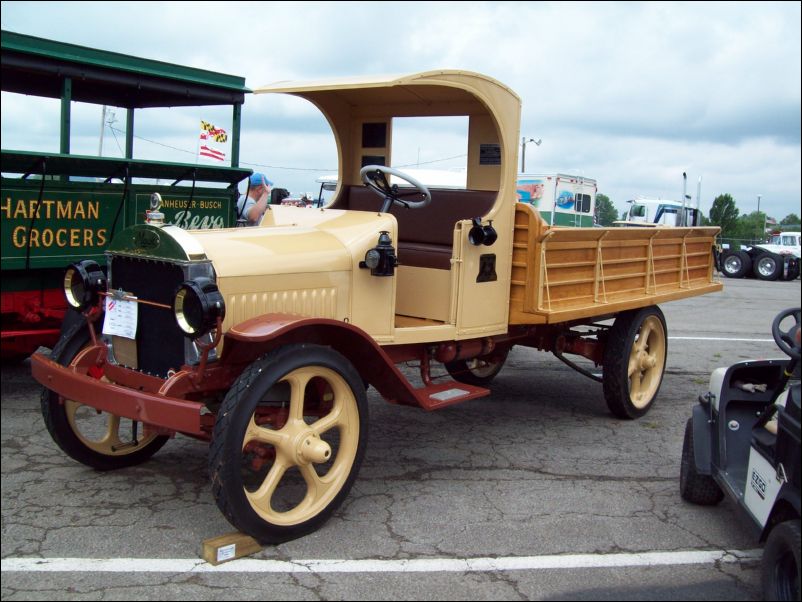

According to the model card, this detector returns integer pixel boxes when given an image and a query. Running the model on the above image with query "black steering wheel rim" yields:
[772,307,801,360]
[359,165,432,212]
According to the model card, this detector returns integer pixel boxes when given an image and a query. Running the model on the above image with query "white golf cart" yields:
[681,307,800,600]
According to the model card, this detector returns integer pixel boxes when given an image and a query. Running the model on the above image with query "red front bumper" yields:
[31,351,208,436]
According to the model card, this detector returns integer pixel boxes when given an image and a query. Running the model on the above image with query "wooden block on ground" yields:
[202,531,262,565]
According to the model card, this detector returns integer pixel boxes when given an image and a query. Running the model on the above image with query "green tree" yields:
[781,213,800,225]
[731,211,767,243]
[594,193,619,226]
[708,194,739,237]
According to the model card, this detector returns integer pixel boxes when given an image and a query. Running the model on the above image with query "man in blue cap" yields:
[237,173,273,226]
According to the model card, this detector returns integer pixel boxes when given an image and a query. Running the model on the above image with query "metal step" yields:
[411,380,490,411]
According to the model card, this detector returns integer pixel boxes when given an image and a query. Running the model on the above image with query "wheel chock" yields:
[202,531,262,565]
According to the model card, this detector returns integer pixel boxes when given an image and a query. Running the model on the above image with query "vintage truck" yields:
[32,70,723,544]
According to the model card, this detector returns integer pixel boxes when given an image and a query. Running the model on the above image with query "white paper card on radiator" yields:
[102,295,138,339]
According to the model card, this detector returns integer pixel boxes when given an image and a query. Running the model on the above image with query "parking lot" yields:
[1,277,799,600]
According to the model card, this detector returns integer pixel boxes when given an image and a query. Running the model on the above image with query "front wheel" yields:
[762,520,801,601]
[602,306,667,419]
[679,419,723,505]
[40,324,169,470]
[210,344,368,544]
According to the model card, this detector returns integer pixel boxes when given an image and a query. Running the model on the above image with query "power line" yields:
[109,126,467,173]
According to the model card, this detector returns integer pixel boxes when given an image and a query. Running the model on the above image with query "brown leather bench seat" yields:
[339,186,497,270]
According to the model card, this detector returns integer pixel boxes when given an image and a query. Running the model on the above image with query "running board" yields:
[412,380,491,411]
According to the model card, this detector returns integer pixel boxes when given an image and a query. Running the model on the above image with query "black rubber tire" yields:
[679,419,724,505]
[40,322,169,470]
[602,306,667,419]
[762,520,801,601]
[209,344,368,544]
[754,252,782,281]
[721,249,751,278]
[444,349,510,386]
[781,259,800,282]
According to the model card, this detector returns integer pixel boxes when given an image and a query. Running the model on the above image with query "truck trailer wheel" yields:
[40,323,169,470]
[210,344,368,544]
[602,306,667,419]
[721,249,752,278]
[679,419,724,505]
[754,252,782,281]
[762,519,801,601]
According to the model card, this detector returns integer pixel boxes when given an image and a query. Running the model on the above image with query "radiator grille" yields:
[109,256,185,377]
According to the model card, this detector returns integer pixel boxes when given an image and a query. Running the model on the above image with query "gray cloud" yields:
[1,0,799,218]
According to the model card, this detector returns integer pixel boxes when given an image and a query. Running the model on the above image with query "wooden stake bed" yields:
[510,204,722,324]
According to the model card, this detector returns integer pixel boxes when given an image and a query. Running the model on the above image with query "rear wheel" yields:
[762,520,801,601]
[754,252,781,281]
[445,349,509,386]
[679,419,723,505]
[602,306,667,419]
[784,262,800,281]
[210,344,368,544]
[40,324,169,470]
[721,249,751,278]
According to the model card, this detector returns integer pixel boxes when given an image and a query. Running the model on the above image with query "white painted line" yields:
[669,337,774,342]
[1,549,762,574]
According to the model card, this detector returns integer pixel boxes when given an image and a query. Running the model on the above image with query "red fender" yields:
[221,313,421,407]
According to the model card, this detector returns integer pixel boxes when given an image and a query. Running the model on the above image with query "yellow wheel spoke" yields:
[243,418,285,450]
[310,403,344,436]
[246,459,289,513]
[285,369,316,422]
[298,463,336,503]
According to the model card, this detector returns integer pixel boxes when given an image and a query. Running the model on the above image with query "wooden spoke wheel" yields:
[444,349,509,386]
[210,344,368,543]
[40,325,168,470]
[602,306,667,419]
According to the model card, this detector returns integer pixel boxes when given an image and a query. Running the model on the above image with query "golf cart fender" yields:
[691,404,714,475]
[760,485,801,542]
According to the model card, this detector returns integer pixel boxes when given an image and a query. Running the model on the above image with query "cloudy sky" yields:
[2,1,800,220]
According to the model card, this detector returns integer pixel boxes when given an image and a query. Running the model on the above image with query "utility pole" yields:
[756,194,763,241]
[98,105,107,156]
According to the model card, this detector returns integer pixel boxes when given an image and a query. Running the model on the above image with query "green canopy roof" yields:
[1,30,250,108]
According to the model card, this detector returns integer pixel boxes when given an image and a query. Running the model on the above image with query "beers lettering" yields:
[171,210,226,230]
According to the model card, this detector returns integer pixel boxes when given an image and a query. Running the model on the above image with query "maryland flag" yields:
[198,120,228,162]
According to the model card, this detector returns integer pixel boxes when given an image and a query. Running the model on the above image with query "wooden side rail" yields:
[509,204,722,324]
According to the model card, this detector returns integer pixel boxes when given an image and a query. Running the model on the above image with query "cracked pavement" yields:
[2,278,798,600]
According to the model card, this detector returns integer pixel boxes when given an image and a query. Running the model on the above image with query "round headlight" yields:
[64,260,106,311]
[173,277,225,338]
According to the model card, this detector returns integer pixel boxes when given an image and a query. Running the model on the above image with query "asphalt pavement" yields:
[1,276,799,600]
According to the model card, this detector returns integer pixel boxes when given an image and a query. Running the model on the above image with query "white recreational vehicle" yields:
[515,173,597,227]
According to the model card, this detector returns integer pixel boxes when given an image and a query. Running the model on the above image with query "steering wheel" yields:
[772,307,801,360]
[359,165,432,213]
